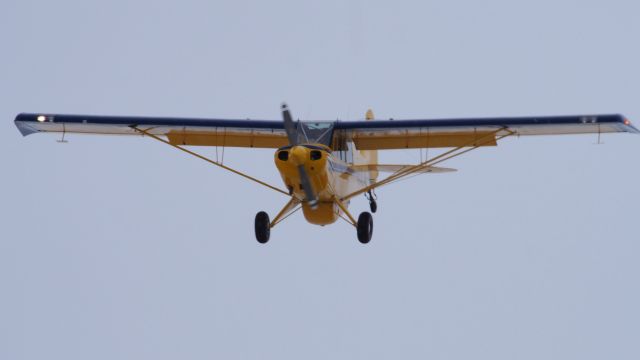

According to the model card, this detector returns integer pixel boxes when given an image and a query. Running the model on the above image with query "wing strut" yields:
[334,197,358,227]
[340,127,515,201]
[131,126,289,196]
[269,197,302,228]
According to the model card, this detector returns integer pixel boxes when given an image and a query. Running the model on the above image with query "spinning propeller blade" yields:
[281,103,318,209]
[298,165,318,209]
[281,103,299,146]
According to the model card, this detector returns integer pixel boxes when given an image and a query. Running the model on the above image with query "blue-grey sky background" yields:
[2,1,639,359]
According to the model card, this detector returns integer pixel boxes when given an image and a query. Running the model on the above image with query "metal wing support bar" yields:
[131,126,290,196]
[269,197,302,228]
[340,127,515,201]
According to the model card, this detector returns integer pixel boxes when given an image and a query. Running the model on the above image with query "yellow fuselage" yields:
[274,144,369,225]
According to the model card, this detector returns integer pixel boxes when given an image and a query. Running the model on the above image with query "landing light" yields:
[37,115,46,122]
[624,118,631,126]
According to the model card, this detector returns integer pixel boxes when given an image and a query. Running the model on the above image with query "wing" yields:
[15,112,638,150]
[14,113,289,148]
[334,114,638,150]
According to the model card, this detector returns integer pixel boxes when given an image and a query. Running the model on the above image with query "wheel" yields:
[369,199,378,213]
[255,211,270,243]
[357,212,373,244]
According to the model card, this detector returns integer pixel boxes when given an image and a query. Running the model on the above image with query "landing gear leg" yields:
[357,212,373,244]
[334,198,373,244]
[255,211,270,243]
[256,198,301,244]
[365,190,378,213]
[369,199,377,213]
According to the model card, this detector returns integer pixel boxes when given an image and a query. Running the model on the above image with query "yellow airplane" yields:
[15,104,637,244]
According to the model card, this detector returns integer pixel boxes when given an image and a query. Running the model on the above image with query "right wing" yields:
[15,113,289,148]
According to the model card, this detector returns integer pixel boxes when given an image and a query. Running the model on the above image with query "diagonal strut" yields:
[340,128,514,201]
[131,126,289,196]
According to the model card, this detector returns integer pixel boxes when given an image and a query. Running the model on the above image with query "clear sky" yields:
[2,1,639,359]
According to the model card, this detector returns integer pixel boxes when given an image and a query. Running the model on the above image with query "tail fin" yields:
[365,109,375,121]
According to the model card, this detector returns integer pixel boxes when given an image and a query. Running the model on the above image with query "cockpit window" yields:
[278,151,289,161]
[298,122,335,146]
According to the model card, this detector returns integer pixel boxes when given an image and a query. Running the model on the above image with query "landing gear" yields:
[365,190,378,213]
[357,212,373,244]
[369,199,377,213]
[255,211,270,243]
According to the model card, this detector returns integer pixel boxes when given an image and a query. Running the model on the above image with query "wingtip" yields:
[621,115,640,134]
[14,114,38,136]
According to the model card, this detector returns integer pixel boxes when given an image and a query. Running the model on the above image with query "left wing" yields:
[336,113,637,201]
[334,114,638,150]
[15,113,289,148]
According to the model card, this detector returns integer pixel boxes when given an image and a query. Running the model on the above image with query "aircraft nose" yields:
[290,146,308,166]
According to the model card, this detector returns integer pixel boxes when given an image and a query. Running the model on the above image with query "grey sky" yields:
[2,1,639,359]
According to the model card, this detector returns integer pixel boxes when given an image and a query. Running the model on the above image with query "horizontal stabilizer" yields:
[351,164,456,173]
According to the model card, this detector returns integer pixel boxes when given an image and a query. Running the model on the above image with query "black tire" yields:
[357,212,373,244]
[255,211,270,244]
[369,200,378,213]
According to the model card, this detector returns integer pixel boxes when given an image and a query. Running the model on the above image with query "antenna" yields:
[57,123,69,143]
[595,124,604,145]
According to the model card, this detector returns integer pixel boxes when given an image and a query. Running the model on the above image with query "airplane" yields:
[15,105,638,244]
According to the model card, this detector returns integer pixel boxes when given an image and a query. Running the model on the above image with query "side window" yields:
[346,142,354,163]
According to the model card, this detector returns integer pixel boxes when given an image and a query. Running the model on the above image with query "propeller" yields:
[282,103,299,145]
[281,103,319,209]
